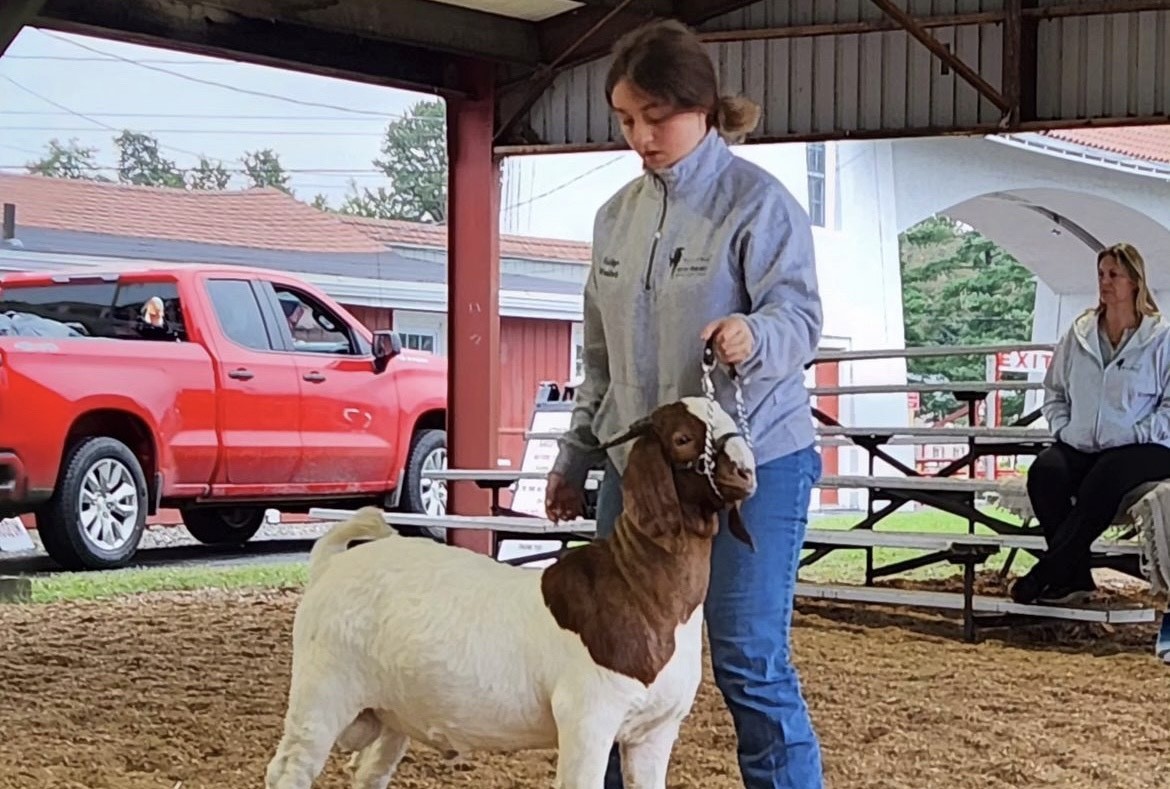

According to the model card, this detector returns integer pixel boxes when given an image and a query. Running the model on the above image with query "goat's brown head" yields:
[615,396,757,548]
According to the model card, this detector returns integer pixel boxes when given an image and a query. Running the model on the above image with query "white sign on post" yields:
[510,408,574,517]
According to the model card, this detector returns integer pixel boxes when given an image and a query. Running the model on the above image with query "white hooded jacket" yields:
[1042,309,1170,453]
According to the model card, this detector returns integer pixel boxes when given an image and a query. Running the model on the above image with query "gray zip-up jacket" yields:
[1043,309,1170,452]
[551,129,823,490]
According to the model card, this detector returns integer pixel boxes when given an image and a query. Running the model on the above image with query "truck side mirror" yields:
[372,330,402,373]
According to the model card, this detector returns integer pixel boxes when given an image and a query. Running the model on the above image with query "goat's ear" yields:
[623,433,686,539]
[727,504,754,551]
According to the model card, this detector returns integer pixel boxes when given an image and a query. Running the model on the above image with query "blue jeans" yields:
[594,444,824,789]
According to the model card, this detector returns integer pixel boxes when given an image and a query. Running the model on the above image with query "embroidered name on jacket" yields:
[669,247,712,278]
[600,257,621,278]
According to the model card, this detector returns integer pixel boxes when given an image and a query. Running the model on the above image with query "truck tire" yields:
[399,429,447,539]
[181,507,265,545]
[37,436,149,571]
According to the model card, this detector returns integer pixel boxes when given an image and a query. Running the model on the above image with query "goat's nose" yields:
[735,467,753,482]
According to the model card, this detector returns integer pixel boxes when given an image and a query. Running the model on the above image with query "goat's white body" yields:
[266,531,705,789]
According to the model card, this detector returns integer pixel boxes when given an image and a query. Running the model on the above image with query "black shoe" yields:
[1009,569,1047,605]
[1036,585,1094,605]
[1036,574,1097,605]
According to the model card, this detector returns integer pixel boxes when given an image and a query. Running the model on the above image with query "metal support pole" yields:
[446,59,501,557]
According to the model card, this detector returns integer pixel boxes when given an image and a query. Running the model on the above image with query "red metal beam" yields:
[446,59,501,557]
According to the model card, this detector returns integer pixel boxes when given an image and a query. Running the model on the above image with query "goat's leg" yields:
[619,721,680,789]
[348,728,409,789]
[266,677,362,789]
[551,696,623,789]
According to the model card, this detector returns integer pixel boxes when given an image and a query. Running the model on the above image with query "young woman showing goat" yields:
[544,19,826,789]
[265,397,756,789]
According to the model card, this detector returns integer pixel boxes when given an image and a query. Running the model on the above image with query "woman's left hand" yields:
[702,316,754,366]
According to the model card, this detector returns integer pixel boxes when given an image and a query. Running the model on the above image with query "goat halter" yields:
[700,340,753,499]
[592,341,752,498]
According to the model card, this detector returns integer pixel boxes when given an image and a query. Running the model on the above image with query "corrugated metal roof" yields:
[433,0,583,21]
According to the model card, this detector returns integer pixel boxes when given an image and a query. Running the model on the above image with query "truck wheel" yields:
[181,507,265,545]
[37,436,148,571]
[399,429,447,540]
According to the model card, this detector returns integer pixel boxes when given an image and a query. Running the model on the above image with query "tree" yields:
[310,193,331,211]
[242,148,291,193]
[26,138,107,181]
[114,131,185,188]
[340,100,447,222]
[187,157,232,190]
[900,216,1037,422]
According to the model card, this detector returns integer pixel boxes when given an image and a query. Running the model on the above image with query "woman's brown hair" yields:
[1098,242,1159,316]
[605,19,761,143]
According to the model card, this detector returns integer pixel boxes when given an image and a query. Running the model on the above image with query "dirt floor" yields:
[1,575,1167,789]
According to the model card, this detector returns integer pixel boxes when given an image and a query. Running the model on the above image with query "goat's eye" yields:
[673,433,693,447]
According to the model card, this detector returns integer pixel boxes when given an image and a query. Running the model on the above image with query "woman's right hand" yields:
[545,471,584,523]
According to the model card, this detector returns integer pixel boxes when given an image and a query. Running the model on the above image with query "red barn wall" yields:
[814,360,840,506]
[499,317,572,470]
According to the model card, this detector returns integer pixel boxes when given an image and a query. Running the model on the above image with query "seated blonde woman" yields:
[1013,242,1170,605]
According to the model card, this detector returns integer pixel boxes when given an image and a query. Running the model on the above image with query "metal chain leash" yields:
[701,340,753,498]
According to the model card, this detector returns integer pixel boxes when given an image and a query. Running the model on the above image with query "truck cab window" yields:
[274,286,357,355]
[0,279,186,341]
[112,281,187,341]
[206,279,273,352]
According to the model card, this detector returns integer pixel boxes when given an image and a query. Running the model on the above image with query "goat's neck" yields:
[539,503,716,686]
[606,503,715,620]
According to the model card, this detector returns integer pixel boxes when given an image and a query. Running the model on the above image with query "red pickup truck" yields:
[0,263,448,570]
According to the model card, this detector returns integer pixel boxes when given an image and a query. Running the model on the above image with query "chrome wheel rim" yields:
[420,447,447,517]
[79,459,139,552]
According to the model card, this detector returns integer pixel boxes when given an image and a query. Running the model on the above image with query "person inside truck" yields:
[279,293,306,334]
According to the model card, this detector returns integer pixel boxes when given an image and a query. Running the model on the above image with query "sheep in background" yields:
[265,396,757,789]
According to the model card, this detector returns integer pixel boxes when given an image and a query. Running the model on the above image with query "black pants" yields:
[1026,441,1170,587]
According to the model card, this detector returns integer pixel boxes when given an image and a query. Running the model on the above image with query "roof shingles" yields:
[0,173,384,254]
[1041,126,1170,166]
[337,214,591,264]
[0,172,593,264]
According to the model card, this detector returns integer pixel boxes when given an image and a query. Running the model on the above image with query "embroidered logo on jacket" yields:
[600,257,621,278]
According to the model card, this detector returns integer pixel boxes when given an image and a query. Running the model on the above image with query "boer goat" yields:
[265,396,757,789]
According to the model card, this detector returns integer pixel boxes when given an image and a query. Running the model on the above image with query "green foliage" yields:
[188,157,232,190]
[242,148,292,193]
[114,130,185,188]
[340,99,447,223]
[900,215,1037,422]
[24,133,296,198]
[25,138,108,181]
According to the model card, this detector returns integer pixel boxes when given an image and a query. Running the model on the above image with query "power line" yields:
[2,126,387,136]
[502,157,625,212]
[4,55,241,65]
[0,110,390,121]
[0,74,208,161]
[38,30,446,123]
[0,163,388,175]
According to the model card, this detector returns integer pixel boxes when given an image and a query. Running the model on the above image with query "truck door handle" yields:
[303,371,326,383]
[228,368,254,380]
